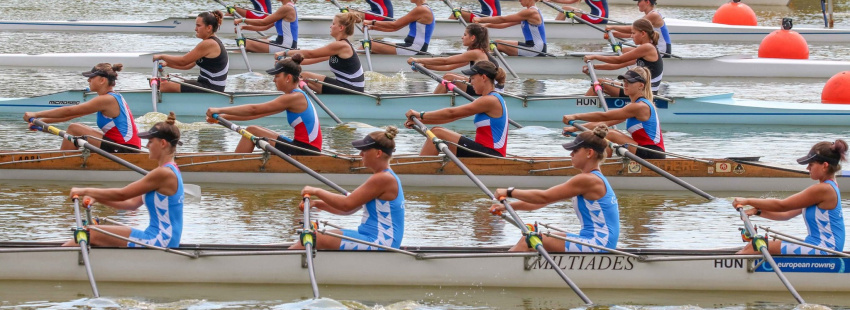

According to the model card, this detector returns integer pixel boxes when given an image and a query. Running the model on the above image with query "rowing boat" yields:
[1,15,845,43]
[607,0,789,6]
[3,89,850,126]
[0,242,846,290]
[3,52,848,79]
[0,150,836,192]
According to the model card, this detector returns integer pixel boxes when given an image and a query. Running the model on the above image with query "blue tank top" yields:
[356,169,405,248]
[274,2,298,48]
[802,180,845,251]
[652,10,672,51]
[97,92,141,147]
[137,163,184,248]
[403,5,435,51]
[625,98,664,149]
[571,170,619,249]
[478,0,501,16]
[520,6,546,46]
[286,89,323,150]
[472,92,509,156]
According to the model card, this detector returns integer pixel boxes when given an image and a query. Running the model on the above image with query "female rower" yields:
[492,125,620,252]
[563,67,665,159]
[406,24,503,96]
[66,112,184,248]
[583,18,663,96]
[22,63,141,153]
[605,0,671,56]
[364,0,435,55]
[234,0,299,52]
[276,12,365,94]
[227,0,273,18]
[549,0,608,24]
[153,11,229,93]
[205,55,322,155]
[474,0,546,57]
[291,127,404,250]
[732,140,846,255]
[449,0,501,23]
[359,0,394,21]
[404,61,508,157]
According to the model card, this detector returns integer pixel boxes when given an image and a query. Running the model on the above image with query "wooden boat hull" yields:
[0,242,847,291]
[3,90,850,126]
[0,151,829,192]
[0,16,844,43]
[1,52,847,79]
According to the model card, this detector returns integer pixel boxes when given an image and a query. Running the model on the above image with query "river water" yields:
[1,0,850,309]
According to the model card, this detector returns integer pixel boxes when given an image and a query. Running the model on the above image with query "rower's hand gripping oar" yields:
[363,27,374,72]
[28,118,203,198]
[301,194,320,299]
[211,114,350,194]
[72,196,99,298]
[215,0,268,36]
[442,0,469,27]
[410,62,523,129]
[569,121,714,200]
[408,117,593,305]
[735,204,805,304]
[489,41,519,79]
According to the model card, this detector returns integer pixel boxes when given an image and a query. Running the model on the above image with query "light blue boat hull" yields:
[2,90,850,126]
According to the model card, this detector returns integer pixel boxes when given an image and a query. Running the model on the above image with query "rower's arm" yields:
[207,93,300,121]
[545,0,580,4]
[156,39,218,68]
[369,6,425,32]
[69,168,174,210]
[307,173,395,214]
[425,63,467,71]
[737,183,836,218]
[480,21,520,29]
[509,173,596,205]
[288,42,346,60]
[26,95,110,123]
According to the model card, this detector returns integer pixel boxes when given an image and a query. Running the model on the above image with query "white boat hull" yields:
[1,15,844,43]
[1,52,848,79]
[607,0,789,6]
[0,243,847,291]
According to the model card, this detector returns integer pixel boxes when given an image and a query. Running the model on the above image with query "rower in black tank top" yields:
[465,52,502,96]
[182,36,229,93]
[635,48,663,93]
[322,39,365,94]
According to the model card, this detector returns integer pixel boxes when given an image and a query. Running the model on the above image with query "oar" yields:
[408,117,592,305]
[735,205,805,303]
[211,114,349,194]
[215,0,267,36]
[410,62,523,129]
[246,37,297,51]
[299,82,343,124]
[605,30,623,56]
[540,2,606,33]
[569,121,713,200]
[234,25,254,73]
[584,61,617,129]
[488,41,519,79]
[351,8,396,21]
[363,27,374,71]
[328,0,365,32]
[493,41,557,58]
[28,118,203,198]
[150,60,161,113]
[442,0,469,27]
[372,39,433,56]
[821,0,829,28]
[71,196,99,298]
[301,194,320,299]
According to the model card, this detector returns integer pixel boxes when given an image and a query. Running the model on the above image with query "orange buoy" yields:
[822,71,850,104]
[758,18,809,59]
[712,0,758,26]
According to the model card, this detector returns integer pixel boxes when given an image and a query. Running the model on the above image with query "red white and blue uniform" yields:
[341,169,405,250]
[782,180,845,255]
[625,97,664,151]
[365,0,394,21]
[286,89,323,150]
[580,0,608,24]
[473,92,508,156]
[128,163,184,248]
[398,5,435,55]
[97,92,141,148]
[566,170,619,252]
[476,0,501,17]
[246,0,273,17]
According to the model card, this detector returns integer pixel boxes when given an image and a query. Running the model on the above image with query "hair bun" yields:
[112,63,123,72]
[833,139,848,161]
[166,111,177,125]
[290,53,304,64]
[592,124,609,139]
[384,126,398,140]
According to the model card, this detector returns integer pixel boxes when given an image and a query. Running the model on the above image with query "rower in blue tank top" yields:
[365,0,434,55]
[492,125,620,253]
[474,0,546,57]
[65,113,185,248]
[733,140,847,255]
[292,127,405,251]
[235,0,299,53]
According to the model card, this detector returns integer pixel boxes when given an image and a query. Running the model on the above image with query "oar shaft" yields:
[571,122,714,200]
[213,115,349,194]
[30,119,148,176]
[489,42,519,78]
[302,195,320,299]
[494,41,556,57]
[363,28,374,72]
[150,60,160,113]
[442,0,469,27]
[234,26,254,73]
[300,84,343,124]
[585,61,609,112]
[736,208,805,303]
[72,197,99,298]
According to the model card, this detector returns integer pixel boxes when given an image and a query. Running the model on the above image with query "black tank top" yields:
[329,39,365,90]
[196,36,229,91]
[635,48,663,92]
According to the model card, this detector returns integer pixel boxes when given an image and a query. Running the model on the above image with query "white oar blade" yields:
[184,183,202,199]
